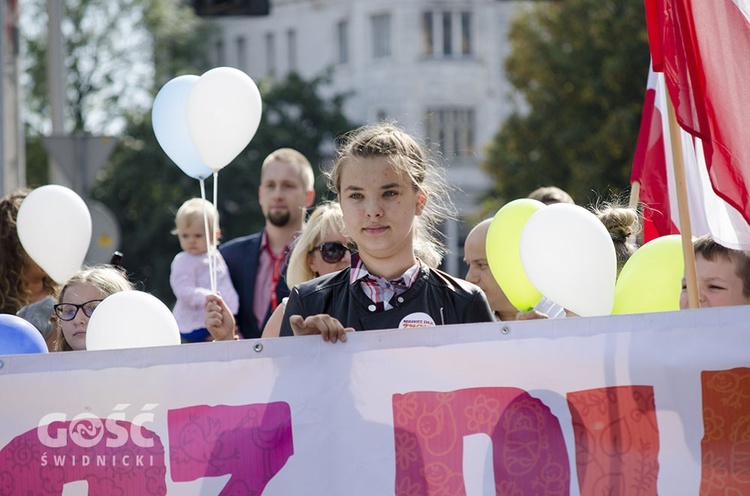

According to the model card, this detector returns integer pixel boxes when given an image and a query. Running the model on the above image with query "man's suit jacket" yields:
[220,229,291,339]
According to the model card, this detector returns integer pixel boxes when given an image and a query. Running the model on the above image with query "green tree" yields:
[91,71,356,305]
[25,135,49,187]
[144,0,213,86]
[23,0,158,134]
[23,0,210,183]
[481,0,650,210]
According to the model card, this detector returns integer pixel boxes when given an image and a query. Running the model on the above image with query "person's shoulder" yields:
[293,268,350,297]
[425,267,483,296]
[220,230,263,252]
[171,251,205,272]
[171,250,191,265]
[173,250,204,261]
[425,267,493,321]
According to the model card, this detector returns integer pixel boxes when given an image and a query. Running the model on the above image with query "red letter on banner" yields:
[168,402,293,494]
[392,387,570,495]
[0,420,166,494]
[567,386,659,495]
[700,368,750,494]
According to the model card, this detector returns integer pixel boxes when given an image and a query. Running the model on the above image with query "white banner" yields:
[2,306,750,495]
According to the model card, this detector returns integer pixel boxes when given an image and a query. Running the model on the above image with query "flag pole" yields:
[629,180,642,246]
[665,97,700,309]
[628,181,641,210]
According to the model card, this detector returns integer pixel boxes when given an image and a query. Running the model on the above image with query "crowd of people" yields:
[2,121,750,352]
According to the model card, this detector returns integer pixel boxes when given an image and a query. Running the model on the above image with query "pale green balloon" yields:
[612,235,684,314]
[486,199,545,311]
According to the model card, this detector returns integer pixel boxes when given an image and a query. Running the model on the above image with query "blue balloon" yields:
[152,75,213,180]
[0,314,49,355]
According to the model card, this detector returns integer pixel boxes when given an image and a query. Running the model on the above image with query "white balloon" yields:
[86,291,181,350]
[16,185,92,284]
[152,75,213,180]
[520,203,617,317]
[186,67,263,172]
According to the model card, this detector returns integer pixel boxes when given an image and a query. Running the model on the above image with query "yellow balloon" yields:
[486,199,545,311]
[612,235,684,314]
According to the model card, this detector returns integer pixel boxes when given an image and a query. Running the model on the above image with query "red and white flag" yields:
[632,67,750,249]
[634,0,750,249]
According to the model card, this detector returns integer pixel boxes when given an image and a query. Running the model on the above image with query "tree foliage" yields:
[143,0,213,86]
[91,71,356,305]
[22,0,160,134]
[22,0,209,185]
[481,0,650,209]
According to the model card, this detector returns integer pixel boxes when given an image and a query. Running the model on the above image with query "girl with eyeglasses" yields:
[260,202,352,338]
[53,266,134,351]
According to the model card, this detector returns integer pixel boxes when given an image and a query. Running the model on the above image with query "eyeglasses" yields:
[53,300,103,321]
[310,241,352,264]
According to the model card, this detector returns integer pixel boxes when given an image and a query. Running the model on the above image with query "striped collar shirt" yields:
[349,253,421,312]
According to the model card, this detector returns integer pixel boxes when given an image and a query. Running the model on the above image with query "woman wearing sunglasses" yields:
[53,266,134,351]
[260,202,352,338]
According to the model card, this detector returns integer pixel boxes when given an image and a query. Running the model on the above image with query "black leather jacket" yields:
[279,266,494,336]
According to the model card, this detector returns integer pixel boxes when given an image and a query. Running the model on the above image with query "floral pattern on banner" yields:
[700,368,750,495]
[392,387,570,495]
[167,402,293,495]
[0,420,166,495]
[567,385,659,496]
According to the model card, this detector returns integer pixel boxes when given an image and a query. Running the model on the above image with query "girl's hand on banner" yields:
[289,314,354,343]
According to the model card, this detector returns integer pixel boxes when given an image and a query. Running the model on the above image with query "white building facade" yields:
[212,0,521,274]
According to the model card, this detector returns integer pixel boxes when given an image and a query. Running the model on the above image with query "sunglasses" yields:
[310,241,353,264]
[53,299,103,321]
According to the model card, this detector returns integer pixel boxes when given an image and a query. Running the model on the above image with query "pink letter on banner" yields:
[567,386,659,495]
[700,368,750,495]
[0,420,166,495]
[168,402,293,494]
[392,387,569,495]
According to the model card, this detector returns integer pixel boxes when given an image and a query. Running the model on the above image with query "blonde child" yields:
[171,198,238,342]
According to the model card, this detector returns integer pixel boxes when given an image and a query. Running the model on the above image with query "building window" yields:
[422,12,433,55]
[337,20,349,64]
[265,32,275,75]
[461,11,472,55]
[442,11,452,56]
[287,29,297,72]
[425,107,476,158]
[371,13,391,59]
[236,36,246,70]
[421,10,473,58]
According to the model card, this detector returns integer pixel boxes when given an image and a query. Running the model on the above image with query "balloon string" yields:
[199,179,217,293]
[212,172,220,294]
